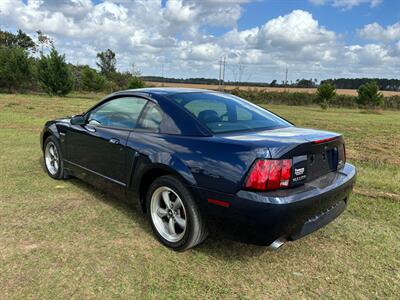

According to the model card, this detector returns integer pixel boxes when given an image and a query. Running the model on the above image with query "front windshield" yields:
[169,92,292,134]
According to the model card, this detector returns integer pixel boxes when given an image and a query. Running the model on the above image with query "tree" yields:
[37,48,73,96]
[316,82,336,109]
[96,49,116,78]
[270,79,277,87]
[0,47,33,91]
[0,29,36,52]
[296,78,314,88]
[356,81,384,108]
[36,30,53,52]
[81,66,106,92]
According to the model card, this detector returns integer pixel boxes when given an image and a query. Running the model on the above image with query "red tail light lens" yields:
[312,137,337,144]
[244,159,292,191]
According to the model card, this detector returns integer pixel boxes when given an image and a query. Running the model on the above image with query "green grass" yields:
[0,93,399,299]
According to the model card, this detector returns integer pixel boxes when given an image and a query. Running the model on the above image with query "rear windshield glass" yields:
[169,92,291,133]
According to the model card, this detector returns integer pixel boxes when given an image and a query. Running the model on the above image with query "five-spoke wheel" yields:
[150,186,187,243]
[43,136,67,179]
[147,175,208,251]
[45,141,60,176]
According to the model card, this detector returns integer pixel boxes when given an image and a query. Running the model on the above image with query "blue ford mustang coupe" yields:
[41,88,356,251]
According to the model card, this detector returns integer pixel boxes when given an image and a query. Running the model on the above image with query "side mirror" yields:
[70,115,86,125]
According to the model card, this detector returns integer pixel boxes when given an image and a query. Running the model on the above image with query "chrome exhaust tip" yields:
[268,237,286,250]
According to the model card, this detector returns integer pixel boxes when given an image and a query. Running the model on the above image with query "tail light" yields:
[338,143,346,169]
[244,159,292,191]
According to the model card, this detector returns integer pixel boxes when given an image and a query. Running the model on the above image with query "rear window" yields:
[169,92,291,133]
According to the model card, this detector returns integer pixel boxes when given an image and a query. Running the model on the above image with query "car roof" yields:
[121,87,217,97]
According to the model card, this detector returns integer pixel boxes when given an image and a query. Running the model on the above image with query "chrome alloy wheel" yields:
[150,186,187,243]
[45,141,60,175]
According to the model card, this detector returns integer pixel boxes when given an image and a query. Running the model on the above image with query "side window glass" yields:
[236,105,253,121]
[139,103,163,131]
[88,97,147,129]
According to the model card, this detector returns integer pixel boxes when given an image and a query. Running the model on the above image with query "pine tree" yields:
[37,48,73,96]
[0,47,32,92]
[357,81,384,108]
[316,82,336,109]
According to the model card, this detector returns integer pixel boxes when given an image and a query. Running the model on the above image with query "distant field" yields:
[1,93,399,298]
[147,81,400,96]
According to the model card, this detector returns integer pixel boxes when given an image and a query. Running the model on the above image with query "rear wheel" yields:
[43,136,67,180]
[146,175,208,251]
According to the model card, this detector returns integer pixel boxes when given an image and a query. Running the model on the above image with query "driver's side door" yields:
[66,96,148,187]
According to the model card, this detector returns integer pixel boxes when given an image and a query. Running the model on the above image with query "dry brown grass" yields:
[146,81,400,96]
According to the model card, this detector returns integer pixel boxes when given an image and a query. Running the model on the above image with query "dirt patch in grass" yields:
[354,188,400,202]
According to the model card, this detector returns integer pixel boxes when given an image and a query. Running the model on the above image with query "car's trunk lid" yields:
[219,126,346,186]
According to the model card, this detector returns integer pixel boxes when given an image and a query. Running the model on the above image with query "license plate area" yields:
[307,143,339,181]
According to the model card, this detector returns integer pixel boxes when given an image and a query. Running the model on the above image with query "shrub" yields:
[37,48,73,96]
[107,71,131,90]
[316,82,336,109]
[383,95,400,109]
[0,47,33,92]
[356,81,384,108]
[81,66,106,92]
[104,80,119,93]
[126,76,145,89]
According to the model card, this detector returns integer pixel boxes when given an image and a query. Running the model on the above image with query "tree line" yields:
[232,81,398,110]
[321,78,400,91]
[144,76,400,91]
[0,28,144,96]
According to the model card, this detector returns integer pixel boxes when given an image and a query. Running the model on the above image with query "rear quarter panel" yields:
[127,132,266,195]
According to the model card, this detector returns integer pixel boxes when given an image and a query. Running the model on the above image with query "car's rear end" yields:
[205,128,356,247]
[166,91,356,248]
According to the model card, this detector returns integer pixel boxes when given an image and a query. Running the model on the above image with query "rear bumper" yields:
[197,163,356,245]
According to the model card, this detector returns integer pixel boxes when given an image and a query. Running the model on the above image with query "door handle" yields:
[109,138,120,145]
[85,126,96,133]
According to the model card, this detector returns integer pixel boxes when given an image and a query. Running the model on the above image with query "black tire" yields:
[43,135,68,180]
[146,175,208,251]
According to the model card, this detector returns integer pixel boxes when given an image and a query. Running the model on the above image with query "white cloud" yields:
[0,1,398,81]
[260,10,336,49]
[309,0,382,9]
[359,22,400,42]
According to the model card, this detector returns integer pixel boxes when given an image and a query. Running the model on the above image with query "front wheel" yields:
[43,136,67,180]
[146,175,208,251]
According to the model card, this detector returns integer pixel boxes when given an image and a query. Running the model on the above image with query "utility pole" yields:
[218,57,223,90]
[222,55,226,90]
[161,63,165,86]
[285,66,288,91]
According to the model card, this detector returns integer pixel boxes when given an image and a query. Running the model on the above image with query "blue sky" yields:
[2,0,400,82]
[236,0,400,44]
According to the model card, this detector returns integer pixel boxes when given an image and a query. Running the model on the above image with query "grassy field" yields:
[0,92,399,299]
[147,81,400,97]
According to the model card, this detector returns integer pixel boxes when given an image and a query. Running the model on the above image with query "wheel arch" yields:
[137,163,197,213]
[41,123,61,151]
